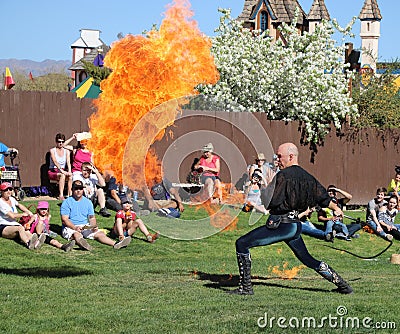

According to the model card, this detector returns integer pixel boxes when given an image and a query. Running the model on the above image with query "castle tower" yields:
[237,0,308,42]
[359,0,382,70]
[307,0,330,34]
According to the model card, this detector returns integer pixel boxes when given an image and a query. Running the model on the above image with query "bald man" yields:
[228,143,353,295]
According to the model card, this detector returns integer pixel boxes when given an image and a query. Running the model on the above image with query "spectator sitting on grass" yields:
[73,162,111,217]
[318,185,361,241]
[387,166,400,199]
[104,170,147,215]
[142,175,184,213]
[242,169,268,215]
[365,187,393,241]
[299,207,335,242]
[111,198,159,244]
[27,200,75,252]
[61,180,131,251]
[376,195,400,241]
[0,182,43,250]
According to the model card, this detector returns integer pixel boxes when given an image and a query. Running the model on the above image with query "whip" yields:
[325,214,394,259]
[324,240,393,259]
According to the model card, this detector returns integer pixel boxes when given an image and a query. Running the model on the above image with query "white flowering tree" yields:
[198,9,358,146]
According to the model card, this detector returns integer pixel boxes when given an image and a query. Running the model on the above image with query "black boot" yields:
[227,252,254,295]
[317,262,353,294]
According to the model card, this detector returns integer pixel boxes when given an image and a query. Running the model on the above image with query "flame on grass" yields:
[269,262,306,280]
[87,0,219,186]
[191,183,245,231]
[193,199,238,231]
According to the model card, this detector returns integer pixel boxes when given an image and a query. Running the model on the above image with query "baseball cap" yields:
[0,182,13,191]
[72,180,84,190]
[37,201,49,209]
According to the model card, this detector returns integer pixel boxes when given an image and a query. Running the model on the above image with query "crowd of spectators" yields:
[1,137,399,251]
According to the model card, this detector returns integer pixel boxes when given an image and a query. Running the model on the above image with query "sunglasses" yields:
[73,187,84,190]
[39,208,48,210]
[57,140,65,143]
[2,187,13,191]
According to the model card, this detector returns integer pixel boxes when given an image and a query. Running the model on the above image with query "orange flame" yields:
[88,0,219,185]
[193,199,238,231]
[270,262,305,280]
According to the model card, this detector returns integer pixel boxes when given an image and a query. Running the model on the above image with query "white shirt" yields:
[0,197,20,226]
[73,172,99,200]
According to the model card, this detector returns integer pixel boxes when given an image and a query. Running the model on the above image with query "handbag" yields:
[19,215,32,230]
[186,169,202,185]
[19,204,35,230]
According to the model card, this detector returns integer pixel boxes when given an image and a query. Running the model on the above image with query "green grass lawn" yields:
[0,200,399,333]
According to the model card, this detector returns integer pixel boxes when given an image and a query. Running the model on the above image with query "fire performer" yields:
[228,142,353,295]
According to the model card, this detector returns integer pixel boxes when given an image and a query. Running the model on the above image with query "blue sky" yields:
[1,0,398,62]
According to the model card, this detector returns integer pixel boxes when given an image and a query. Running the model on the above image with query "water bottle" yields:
[133,191,138,201]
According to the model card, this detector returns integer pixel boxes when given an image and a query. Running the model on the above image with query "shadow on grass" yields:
[0,266,93,278]
[193,271,333,293]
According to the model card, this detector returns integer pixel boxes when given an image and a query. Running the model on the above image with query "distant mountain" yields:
[0,59,71,76]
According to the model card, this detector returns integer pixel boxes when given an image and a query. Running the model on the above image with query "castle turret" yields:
[359,0,382,70]
[307,0,330,34]
[237,0,307,42]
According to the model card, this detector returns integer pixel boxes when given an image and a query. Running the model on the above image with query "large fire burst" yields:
[87,0,219,186]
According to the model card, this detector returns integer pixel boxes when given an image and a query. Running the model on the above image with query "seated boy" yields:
[111,199,159,243]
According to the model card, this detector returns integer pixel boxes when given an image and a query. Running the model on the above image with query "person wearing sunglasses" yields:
[60,180,131,251]
[48,133,72,201]
[0,182,43,249]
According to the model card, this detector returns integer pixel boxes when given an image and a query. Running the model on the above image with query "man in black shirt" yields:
[229,142,353,295]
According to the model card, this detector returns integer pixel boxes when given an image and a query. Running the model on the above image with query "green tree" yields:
[12,71,71,92]
[82,61,112,86]
[351,61,400,129]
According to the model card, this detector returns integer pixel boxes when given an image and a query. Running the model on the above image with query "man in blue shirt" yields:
[61,180,131,250]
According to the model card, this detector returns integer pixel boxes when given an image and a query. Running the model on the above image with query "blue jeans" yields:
[326,220,349,236]
[366,220,387,238]
[301,221,326,240]
[235,221,321,270]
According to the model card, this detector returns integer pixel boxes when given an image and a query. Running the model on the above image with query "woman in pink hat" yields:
[0,182,44,250]
[27,200,75,252]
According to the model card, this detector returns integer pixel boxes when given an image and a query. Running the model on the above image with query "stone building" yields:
[237,0,382,70]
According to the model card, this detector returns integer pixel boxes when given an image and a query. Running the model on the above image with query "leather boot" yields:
[317,262,353,294]
[227,252,254,295]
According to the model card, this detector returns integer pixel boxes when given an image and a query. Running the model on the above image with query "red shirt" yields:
[115,210,137,223]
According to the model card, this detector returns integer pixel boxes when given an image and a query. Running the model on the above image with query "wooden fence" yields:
[0,90,399,204]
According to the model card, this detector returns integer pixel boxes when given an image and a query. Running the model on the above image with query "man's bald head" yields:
[276,142,299,169]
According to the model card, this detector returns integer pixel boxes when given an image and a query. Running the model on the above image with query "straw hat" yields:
[202,143,214,152]
[390,254,400,264]
[256,153,266,161]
